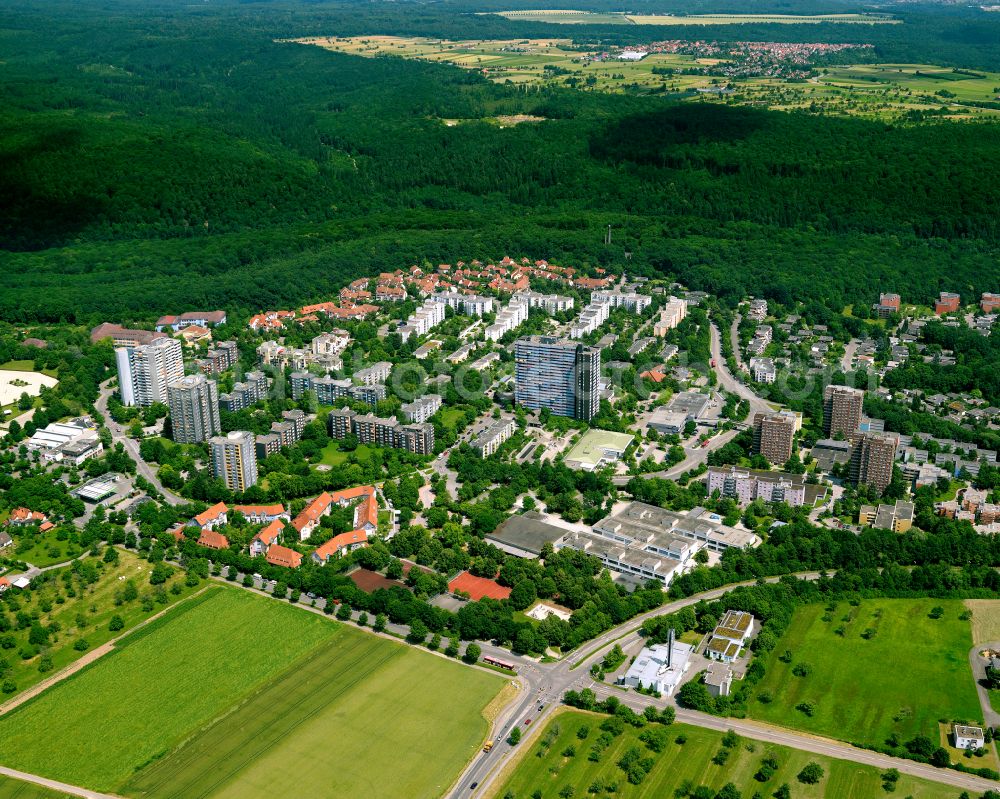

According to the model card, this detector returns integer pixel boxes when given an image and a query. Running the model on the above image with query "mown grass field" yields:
[965,599,1000,644]
[0,549,200,699]
[494,711,961,799]
[124,625,503,799]
[749,599,981,746]
[0,587,336,790]
[296,37,1000,121]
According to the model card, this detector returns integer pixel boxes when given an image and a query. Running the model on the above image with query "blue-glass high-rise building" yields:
[514,336,600,421]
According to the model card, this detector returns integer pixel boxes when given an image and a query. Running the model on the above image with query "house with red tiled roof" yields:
[198,529,229,550]
[192,502,228,530]
[250,519,286,557]
[640,367,667,384]
[6,508,47,526]
[38,522,55,533]
[0,577,10,593]
[167,525,187,543]
[291,492,333,540]
[575,276,612,290]
[311,529,368,564]
[266,544,303,569]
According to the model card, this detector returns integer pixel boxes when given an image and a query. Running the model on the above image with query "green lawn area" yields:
[124,625,503,799]
[0,360,57,378]
[1,549,201,699]
[749,599,981,746]
[497,711,962,799]
[0,775,72,798]
[0,587,335,790]
[439,407,465,430]
[11,528,82,568]
[317,440,348,467]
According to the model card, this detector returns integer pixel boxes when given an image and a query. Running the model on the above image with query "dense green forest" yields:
[2,0,1000,321]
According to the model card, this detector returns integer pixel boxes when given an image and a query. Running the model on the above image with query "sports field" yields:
[0,588,336,789]
[490,9,898,24]
[494,711,962,799]
[293,37,1000,121]
[750,599,981,746]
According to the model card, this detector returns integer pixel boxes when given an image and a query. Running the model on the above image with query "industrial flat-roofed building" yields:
[564,429,634,471]
[487,512,571,558]
[593,502,760,554]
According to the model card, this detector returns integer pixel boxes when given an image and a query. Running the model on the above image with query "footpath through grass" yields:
[0,587,335,790]
[749,598,981,746]
[124,623,503,799]
[495,710,962,799]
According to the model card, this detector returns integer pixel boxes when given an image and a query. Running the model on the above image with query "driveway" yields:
[969,641,1000,729]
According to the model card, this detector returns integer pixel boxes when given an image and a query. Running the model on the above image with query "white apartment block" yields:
[512,291,575,314]
[592,290,653,313]
[485,299,529,342]
[568,300,610,340]
[311,330,351,357]
[400,394,442,423]
[400,298,446,341]
[431,291,494,317]
[653,296,688,336]
[115,337,184,407]
[353,361,392,385]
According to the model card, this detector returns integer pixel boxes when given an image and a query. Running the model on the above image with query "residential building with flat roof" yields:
[706,466,806,507]
[115,337,184,407]
[859,499,913,533]
[823,384,864,439]
[401,394,442,424]
[472,416,517,457]
[515,336,600,421]
[210,431,258,493]
[849,432,897,493]
[168,374,221,444]
[752,412,795,464]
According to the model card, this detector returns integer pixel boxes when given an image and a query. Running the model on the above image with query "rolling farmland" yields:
[293,36,1000,120]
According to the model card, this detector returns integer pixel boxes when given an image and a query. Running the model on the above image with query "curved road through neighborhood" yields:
[95,381,185,506]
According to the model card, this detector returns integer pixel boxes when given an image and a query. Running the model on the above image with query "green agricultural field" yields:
[495,711,962,799]
[0,775,72,799]
[489,10,898,24]
[124,625,502,799]
[0,549,199,699]
[749,599,981,746]
[0,587,335,790]
[297,37,1000,121]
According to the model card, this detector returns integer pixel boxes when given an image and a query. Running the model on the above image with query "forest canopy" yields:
[1,0,999,320]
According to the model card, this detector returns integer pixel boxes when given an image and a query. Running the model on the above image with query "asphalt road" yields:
[709,320,774,419]
[95,381,185,506]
